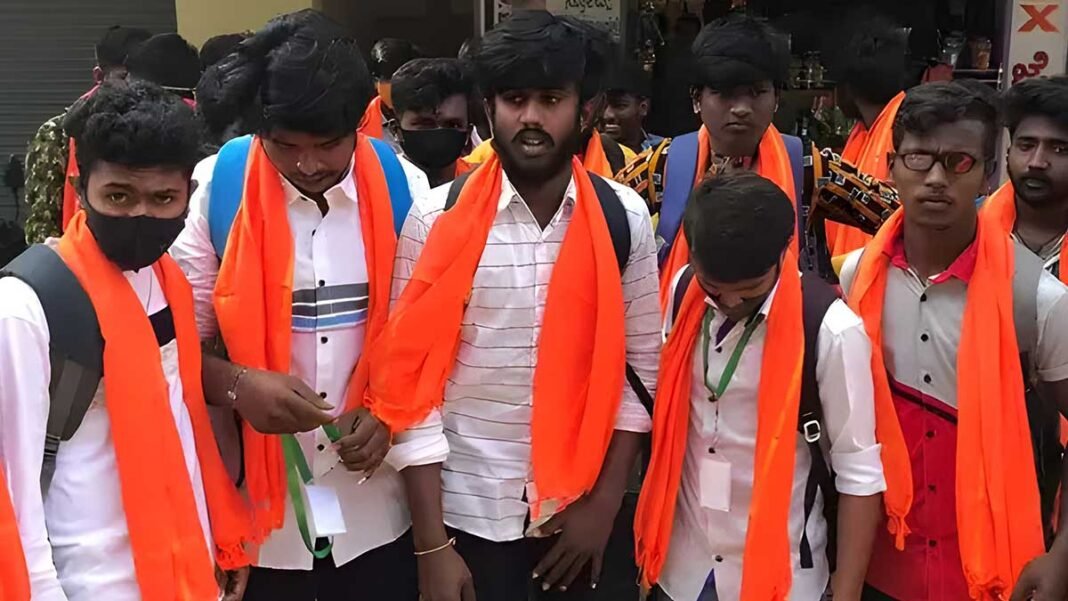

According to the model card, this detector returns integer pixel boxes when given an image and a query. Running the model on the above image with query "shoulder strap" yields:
[1012,241,1042,357]
[1,245,103,499]
[781,134,807,252]
[657,131,701,265]
[599,132,627,176]
[589,173,630,273]
[797,271,841,571]
[444,171,474,212]
[208,135,255,259]
[671,265,695,324]
[368,137,414,236]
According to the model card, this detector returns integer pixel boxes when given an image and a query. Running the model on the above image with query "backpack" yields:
[670,265,841,570]
[444,169,655,413]
[656,132,806,266]
[599,132,628,177]
[207,134,415,258]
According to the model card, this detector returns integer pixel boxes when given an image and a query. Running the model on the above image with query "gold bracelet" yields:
[413,537,456,557]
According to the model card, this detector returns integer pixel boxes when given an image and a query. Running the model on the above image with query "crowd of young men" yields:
[3,6,1068,601]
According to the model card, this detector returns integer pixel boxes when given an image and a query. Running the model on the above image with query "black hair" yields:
[828,10,908,105]
[893,81,1000,162]
[691,14,790,91]
[391,58,477,117]
[1002,76,1068,136]
[196,9,374,138]
[606,60,652,99]
[95,25,152,70]
[125,33,202,91]
[458,37,481,61]
[474,10,614,103]
[370,38,422,80]
[63,80,202,182]
[200,33,249,70]
[683,171,796,282]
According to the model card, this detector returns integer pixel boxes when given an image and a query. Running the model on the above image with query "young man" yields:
[824,13,910,258]
[986,76,1068,280]
[390,58,477,188]
[0,81,252,601]
[635,172,886,601]
[365,10,660,601]
[601,61,664,154]
[358,37,423,149]
[838,82,1068,601]
[23,25,150,244]
[171,10,433,601]
[615,15,804,300]
[124,32,202,102]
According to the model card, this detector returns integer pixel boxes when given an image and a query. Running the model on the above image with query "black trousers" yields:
[243,530,419,601]
[861,585,898,601]
[451,528,596,601]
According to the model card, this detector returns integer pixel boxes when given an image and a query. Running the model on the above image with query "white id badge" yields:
[301,484,348,538]
[699,456,732,512]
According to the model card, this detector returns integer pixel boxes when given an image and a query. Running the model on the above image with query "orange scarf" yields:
[213,135,398,538]
[365,156,627,513]
[57,212,252,599]
[849,208,1044,599]
[635,254,804,598]
[358,96,386,140]
[826,92,906,258]
[658,125,797,313]
[61,141,80,233]
[0,466,29,601]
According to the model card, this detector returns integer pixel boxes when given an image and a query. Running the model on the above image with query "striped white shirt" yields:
[391,170,661,543]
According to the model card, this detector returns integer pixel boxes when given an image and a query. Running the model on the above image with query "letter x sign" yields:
[1021,3,1060,33]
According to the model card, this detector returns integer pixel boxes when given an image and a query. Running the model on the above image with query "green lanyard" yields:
[700,307,765,402]
[282,424,343,559]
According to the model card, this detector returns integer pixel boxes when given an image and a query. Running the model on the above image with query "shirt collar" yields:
[884,228,979,284]
[499,167,577,213]
[280,157,358,206]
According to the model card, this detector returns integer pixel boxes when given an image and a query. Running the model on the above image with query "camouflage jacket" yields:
[23,112,68,244]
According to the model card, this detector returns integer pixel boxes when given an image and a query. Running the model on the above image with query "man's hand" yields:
[1010,548,1068,601]
[532,494,620,593]
[416,546,476,601]
[232,368,334,434]
[215,565,250,601]
[334,407,391,476]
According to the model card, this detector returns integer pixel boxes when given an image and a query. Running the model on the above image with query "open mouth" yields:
[516,135,553,157]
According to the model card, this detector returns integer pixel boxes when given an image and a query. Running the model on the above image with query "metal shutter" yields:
[0,0,177,222]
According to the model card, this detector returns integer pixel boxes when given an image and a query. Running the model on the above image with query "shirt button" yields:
[708,447,716,454]
[317,444,325,451]
[715,555,724,563]
[319,392,328,399]
[928,540,938,548]
[926,430,935,439]
[318,280,326,287]
[321,336,328,344]
[921,333,930,342]
[923,374,932,384]
[920,293,928,302]
[928,484,936,492]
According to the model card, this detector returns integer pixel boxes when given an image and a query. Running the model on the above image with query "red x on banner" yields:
[1021,3,1059,33]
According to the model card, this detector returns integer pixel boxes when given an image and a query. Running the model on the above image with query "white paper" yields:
[302,484,347,538]
[699,456,732,512]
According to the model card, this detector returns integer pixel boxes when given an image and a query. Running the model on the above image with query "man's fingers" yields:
[288,377,335,412]
[541,549,580,591]
[589,551,604,589]
[461,577,477,601]
[557,553,589,591]
[283,390,334,431]
[1009,570,1036,601]
[537,511,567,537]
[533,538,567,581]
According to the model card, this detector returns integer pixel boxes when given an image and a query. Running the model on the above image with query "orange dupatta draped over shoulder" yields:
[0,465,29,601]
[658,125,797,313]
[213,135,398,538]
[826,91,906,257]
[358,96,386,140]
[635,256,805,599]
[365,155,627,514]
[61,141,80,232]
[57,212,252,600]
[848,208,1045,599]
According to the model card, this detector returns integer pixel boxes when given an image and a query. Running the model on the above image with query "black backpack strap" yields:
[671,266,695,325]
[589,173,630,273]
[443,171,475,212]
[1,245,104,499]
[797,271,841,571]
[599,132,627,176]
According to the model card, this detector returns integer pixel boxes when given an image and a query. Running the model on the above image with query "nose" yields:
[729,100,753,120]
[1028,144,1052,170]
[923,161,950,188]
[295,153,321,177]
[125,200,148,217]
[518,101,544,128]
[717,291,746,307]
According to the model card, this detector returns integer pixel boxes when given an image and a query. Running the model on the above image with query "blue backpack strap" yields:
[656,131,701,266]
[208,135,255,259]
[368,137,413,236]
[782,134,806,244]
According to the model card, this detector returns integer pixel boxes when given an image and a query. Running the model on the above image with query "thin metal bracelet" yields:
[413,537,457,557]
[226,367,249,405]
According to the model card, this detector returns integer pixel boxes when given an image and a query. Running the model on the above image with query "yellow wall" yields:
[176,0,313,48]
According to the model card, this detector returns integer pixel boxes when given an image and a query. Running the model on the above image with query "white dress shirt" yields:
[0,264,212,601]
[170,151,446,571]
[390,171,660,543]
[658,268,887,601]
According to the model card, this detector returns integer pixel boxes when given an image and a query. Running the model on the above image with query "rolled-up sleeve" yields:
[169,155,222,341]
[816,300,887,497]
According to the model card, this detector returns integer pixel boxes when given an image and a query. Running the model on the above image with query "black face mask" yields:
[400,128,469,170]
[83,200,186,272]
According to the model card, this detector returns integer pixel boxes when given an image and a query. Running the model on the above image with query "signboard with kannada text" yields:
[1006,0,1068,87]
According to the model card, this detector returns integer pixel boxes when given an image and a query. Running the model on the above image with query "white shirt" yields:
[658,269,887,601]
[170,152,445,571]
[0,264,212,601]
[391,172,661,543]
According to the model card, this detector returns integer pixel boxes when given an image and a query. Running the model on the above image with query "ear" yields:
[92,66,105,84]
[639,98,651,119]
[691,86,703,114]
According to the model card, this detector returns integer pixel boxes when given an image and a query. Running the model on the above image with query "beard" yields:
[1011,170,1060,207]
[495,117,584,187]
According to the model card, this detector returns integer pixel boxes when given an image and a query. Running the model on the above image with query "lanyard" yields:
[282,423,343,559]
[700,307,765,402]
